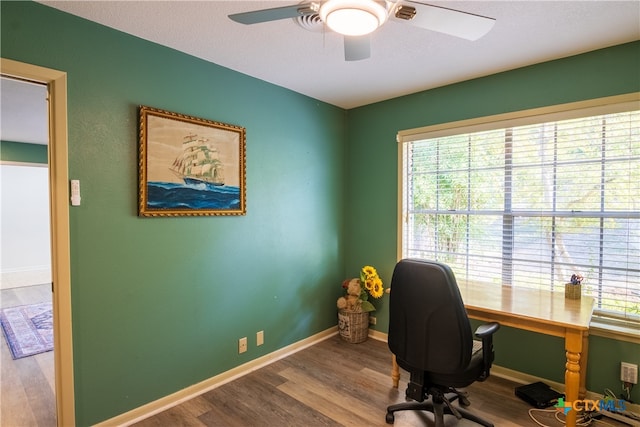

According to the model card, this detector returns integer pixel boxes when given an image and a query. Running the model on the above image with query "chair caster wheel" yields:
[385,412,395,424]
[459,395,471,407]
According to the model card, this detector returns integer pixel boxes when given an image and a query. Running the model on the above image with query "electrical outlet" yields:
[238,337,248,354]
[256,330,264,346]
[621,362,638,384]
[369,316,377,325]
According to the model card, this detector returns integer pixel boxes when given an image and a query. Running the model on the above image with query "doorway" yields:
[1,76,51,291]
[1,76,55,425]
[1,58,75,426]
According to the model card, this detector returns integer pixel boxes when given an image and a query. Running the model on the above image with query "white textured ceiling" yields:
[0,77,48,146]
[37,1,640,109]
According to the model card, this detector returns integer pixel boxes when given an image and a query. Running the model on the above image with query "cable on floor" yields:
[527,407,595,427]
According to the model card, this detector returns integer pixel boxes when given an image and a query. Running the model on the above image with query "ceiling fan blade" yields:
[391,1,495,41]
[344,35,371,61]
[229,3,316,25]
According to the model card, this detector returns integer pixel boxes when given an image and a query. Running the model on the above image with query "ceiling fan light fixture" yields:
[319,0,387,37]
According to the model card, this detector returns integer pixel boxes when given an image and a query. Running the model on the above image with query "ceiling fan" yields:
[228,0,496,61]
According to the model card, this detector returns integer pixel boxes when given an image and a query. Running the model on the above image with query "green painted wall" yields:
[1,140,48,164]
[2,2,346,425]
[346,40,640,403]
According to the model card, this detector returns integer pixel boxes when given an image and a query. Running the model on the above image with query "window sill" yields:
[590,317,640,344]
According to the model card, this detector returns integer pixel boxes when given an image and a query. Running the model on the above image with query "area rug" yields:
[0,302,53,359]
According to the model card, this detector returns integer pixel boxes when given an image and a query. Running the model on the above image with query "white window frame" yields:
[397,93,640,339]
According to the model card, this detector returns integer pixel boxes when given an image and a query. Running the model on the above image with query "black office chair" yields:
[386,259,500,426]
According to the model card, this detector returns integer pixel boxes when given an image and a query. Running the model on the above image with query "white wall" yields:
[0,164,51,286]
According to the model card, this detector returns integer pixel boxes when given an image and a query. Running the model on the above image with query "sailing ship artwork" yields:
[138,106,246,217]
[170,134,225,189]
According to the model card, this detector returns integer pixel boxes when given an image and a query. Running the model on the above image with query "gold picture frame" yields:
[138,106,246,216]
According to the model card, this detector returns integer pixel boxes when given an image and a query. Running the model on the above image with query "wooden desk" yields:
[390,282,594,427]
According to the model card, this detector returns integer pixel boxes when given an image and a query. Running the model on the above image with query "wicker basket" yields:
[338,309,370,343]
[565,283,581,300]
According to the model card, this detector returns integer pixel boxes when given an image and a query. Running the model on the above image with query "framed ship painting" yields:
[138,106,246,216]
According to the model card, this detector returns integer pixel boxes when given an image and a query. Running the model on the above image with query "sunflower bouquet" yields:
[337,265,384,313]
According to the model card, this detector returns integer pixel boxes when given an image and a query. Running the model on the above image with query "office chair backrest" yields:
[388,259,473,374]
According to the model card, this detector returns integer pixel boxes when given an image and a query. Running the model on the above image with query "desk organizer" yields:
[565,283,581,300]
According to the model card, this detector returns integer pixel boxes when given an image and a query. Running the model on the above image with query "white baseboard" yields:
[95,327,338,427]
[369,328,388,343]
[491,365,565,392]
[0,267,51,290]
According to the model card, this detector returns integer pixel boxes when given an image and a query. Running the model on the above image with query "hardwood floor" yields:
[0,283,56,427]
[133,334,629,427]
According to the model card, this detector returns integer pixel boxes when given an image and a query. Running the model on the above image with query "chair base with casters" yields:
[386,322,500,427]
[385,387,491,426]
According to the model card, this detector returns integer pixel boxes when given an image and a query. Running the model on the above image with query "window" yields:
[399,95,640,323]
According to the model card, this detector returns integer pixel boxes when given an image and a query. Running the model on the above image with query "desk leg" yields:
[579,332,589,399]
[565,330,583,427]
[391,355,399,388]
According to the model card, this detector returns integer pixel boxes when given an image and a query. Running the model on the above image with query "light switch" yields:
[71,180,81,206]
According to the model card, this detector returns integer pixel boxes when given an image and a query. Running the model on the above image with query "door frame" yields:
[1,58,75,426]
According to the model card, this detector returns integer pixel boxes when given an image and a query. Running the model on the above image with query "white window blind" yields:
[399,95,640,322]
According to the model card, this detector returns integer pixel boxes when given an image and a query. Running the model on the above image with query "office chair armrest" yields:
[474,322,500,381]
[474,322,500,338]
